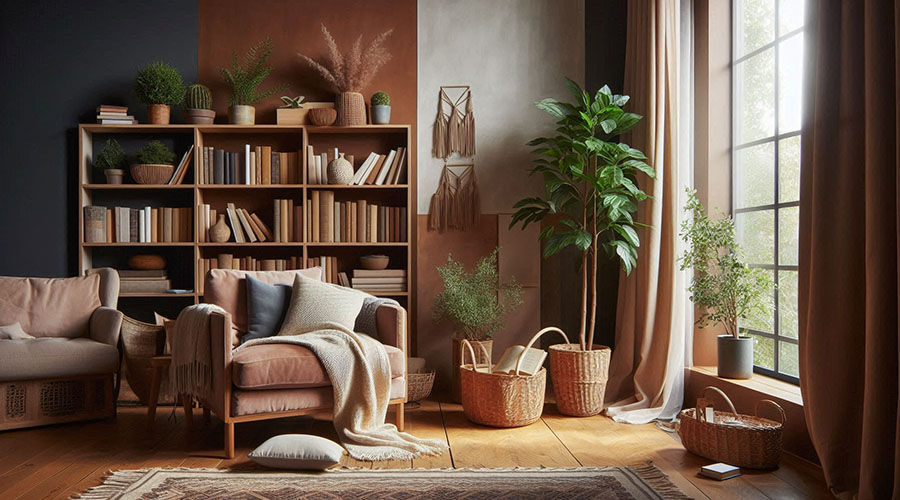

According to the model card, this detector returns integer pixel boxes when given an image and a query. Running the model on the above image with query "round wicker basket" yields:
[130,163,174,184]
[120,315,173,405]
[549,343,611,417]
[407,370,435,402]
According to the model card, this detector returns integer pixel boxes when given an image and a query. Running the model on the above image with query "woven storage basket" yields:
[120,315,173,405]
[677,386,785,469]
[130,163,174,184]
[459,327,568,428]
[335,92,366,126]
[407,370,435,402]
[549,343,611,416]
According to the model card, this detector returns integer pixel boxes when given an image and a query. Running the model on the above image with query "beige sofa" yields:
[0,269,123,430]
[197,269,407,458]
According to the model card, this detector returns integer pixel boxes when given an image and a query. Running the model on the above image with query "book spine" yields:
[311,192,320,242]
[274,199,281,242]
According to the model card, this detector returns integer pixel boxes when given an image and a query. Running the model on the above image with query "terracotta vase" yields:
[548,344,611,417]
[104,168,124,184]
[327,153,354,184]
[147,104,171,125]
[335,92,366,126]
[451,338,492,403]
[209,214,231,242]
[229,105,255,125]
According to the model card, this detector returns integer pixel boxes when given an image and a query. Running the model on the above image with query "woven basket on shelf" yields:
[335,92,366,126]
[120,315,173,405]
[407,370,435,402]
[677,386,785,469]
[130,163,174,184]
[459,327,568,428]
[549,343,611,417]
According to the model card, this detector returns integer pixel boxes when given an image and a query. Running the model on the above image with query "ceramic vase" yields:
[147,104,171,125]
[229,105,255,125]
[327,153,354,184]
[209,214,231,242]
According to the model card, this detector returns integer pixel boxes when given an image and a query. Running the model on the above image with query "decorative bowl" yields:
[309,108,337,126]
[130,163,174,184]
[359,254,389,270]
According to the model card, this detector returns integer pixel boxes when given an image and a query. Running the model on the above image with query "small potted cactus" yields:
[184,84,216,124]
[134,61,185,124]
[94,139,127,184]
[276,95,306,125]
[371,91,391,124]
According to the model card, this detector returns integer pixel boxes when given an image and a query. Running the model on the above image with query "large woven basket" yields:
[549,343,611,416]
[130,163,174,184]
[677,386,785,469]
[407,370,435,402]
[120,315,173,405]
[335,92,366,126]
[459,327,567,428]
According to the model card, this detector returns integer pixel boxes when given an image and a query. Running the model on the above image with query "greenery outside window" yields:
[732,0,804,383]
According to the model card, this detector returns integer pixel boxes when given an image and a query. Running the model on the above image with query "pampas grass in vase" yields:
[298,25,393,126]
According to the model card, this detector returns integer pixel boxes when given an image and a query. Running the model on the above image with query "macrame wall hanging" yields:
[428,162,480,232]
[432,86,475,159]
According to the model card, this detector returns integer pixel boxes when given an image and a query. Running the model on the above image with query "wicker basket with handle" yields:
[677,386,785,469]
[459,327,568,428]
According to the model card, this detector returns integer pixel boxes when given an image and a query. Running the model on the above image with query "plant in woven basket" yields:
[134,62,185,106]
[433,248,523,341]
[371,91,390,106]
[279,95,305,108]
[510,79,654,351]
[185,84,212,110]
[298,25,394,93]
[134,140,175,165]
[680,189,773,339]
[93,139,126,170]
[220,37,287,106]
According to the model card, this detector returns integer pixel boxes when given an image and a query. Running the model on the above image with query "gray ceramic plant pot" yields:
[372,104,391,124]
[717,335,755,379]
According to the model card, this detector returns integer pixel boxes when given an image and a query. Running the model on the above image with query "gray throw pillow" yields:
[248,434,344,470]
[243,275,292,344]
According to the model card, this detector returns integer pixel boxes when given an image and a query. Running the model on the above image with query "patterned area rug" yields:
[74,465,692,499]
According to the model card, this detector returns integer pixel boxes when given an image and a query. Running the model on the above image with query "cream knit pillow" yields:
[278,273,367,335]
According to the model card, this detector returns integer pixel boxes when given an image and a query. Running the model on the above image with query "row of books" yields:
[96,104,136,125]
[199,146,302,185]
[307,192,407,243]
[306,146,407,185]
[349,269,407,292]
[83,206,192,243]
[197,255,308,293]
[198,201,301,243]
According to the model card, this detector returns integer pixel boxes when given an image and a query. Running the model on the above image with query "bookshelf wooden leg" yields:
[224,422,235,459]
[395,402,405,431]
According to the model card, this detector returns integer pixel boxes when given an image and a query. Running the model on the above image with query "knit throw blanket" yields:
[170,303,226,400]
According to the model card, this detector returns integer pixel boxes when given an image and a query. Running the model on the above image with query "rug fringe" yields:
[631,463,694,500]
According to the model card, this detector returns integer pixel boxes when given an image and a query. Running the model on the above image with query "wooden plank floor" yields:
[0,401,830,499]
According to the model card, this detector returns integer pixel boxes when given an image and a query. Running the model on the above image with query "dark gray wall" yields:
[0,0,197,277]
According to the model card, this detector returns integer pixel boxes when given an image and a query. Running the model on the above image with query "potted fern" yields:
[219,37,286,125]
[134,61,185,124]
[184,84,215,124]
[510,80,654,416]
[94,139,127,184]
[298,25,393,126]
[434,249,523,403]
[680,190,773,379]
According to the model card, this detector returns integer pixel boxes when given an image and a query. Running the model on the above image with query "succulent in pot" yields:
[371,91,391,124]
[134,61,185,124]
[94,138,127,184]
[184,84,216,124]
[131,140,176,184]
[220,37,286,125]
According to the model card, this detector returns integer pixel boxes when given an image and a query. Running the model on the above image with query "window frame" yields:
[731,0,802,385]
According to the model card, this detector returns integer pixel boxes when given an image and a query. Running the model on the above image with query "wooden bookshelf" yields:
[77,124,415,327]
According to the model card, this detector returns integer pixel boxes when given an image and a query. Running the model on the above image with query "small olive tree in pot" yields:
[510,79,654,416]
[434,248,523,403]
[680,189,773,379]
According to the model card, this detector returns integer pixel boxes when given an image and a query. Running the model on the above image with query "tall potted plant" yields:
[134,61,185,124]
[680,190,773,379]
[434,249,523,403]
[298,25,394,126]
[511,80,654,416]
[220,37,286,125]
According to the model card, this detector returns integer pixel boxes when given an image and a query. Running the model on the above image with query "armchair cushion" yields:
[232,342,405,390]
[0,274,101,338]
[0,337,118,381]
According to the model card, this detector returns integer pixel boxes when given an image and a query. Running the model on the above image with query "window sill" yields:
[690,365,802,407]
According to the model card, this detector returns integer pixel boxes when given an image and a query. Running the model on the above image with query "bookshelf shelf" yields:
[78,123,416,329]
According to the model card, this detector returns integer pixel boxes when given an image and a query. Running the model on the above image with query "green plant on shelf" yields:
[219,37,287,106]
[134,140,175,165]
[279,95,305,108]
[371,91,390,106]
[134,61,185,106]
[93,139,126,170]
[186,84,212,110]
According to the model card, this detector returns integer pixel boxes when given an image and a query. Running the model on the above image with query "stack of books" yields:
[350,269,407,293]
[198,202,284,243]
[307,146,407,185]
[82,206,192,243]
[200,145,301,185]
[305,191,407,243]
[118,270,171,295]
[96,105,136,124]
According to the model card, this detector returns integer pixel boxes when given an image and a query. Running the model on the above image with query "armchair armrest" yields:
[376,303,407,354]
[89,306,123,346]
[206,309,233,417]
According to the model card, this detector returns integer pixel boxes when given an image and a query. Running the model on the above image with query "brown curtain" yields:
[799,1,900,498]
[605,0,687,424]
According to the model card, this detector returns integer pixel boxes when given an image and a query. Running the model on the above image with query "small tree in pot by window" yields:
[680,189,773,379]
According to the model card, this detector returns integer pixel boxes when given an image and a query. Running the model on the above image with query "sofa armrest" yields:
[89,306,123,346]
[206,310,233,418]
[376,303,407,354]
